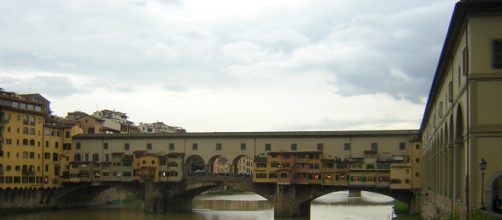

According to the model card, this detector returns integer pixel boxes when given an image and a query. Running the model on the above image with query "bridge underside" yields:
[143,178,419,218]
[0,179,420,218]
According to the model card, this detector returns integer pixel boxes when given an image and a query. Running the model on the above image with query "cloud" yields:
[0,0,457,131]
[0,72,80,97]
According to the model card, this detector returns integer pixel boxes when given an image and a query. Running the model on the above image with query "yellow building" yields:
[420,1,502,218]
[67,111,104,134]
[0,91,46,189]
[44,116,83,187]
[253,151,323,185]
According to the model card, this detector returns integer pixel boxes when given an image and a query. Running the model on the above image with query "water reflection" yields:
[2,191,395,220]
[311,191,394,220]
[194,194,272,211]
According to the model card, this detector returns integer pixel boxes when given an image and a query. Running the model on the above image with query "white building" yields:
[93,109,134,134]
[138,122,185,133]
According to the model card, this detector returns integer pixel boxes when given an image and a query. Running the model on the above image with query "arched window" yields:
[30,152,35,158]
[23,127,29,134]
[22,152,28,158]
[29,140,35,146]
[29,128,35,135]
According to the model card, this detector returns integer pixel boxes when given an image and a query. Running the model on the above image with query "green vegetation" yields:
[393,200,423,220]
[422,209,496,220]
[469,209,496,220]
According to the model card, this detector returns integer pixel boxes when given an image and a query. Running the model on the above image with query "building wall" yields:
[78,116,103,134]
[0,104,45,189]
[420,3,502,218]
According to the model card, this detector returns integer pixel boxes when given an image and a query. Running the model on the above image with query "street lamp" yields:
[479,158,487,210]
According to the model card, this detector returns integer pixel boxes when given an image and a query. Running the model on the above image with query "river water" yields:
[2,191,395,220]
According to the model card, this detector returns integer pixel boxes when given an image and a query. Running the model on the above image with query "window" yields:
[416,158,420,163]
[399,142,406,150]
[22,115,28,125]
[65,131,70,138]
[169,143,175,150]
[88,128,95,134]
[74,153,82,161]
[30,140,35,146]
[265,144,271,151]
[23,127,29,134]
[124,143,130,150]
[416,144,420,149]
[44,153,50,159]
[371,143,378,151]
[416,172,420,177]
[216,143,222,151]
[317,143,324,151]
[53,153,58,162]
[92,153,99,162]
[291,143,297,151]
[103,143,108,150]
[54,142,59,148]
[22,139,28,146]
[448,81,453,103]
[147,143,152,150]
[240,143,246,150]
[344,143,351,151]
[192,143,198,150]
[493,40,502,68]
[76,142,81,150]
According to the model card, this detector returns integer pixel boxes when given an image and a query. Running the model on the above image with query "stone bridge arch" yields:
[50,182,144,208]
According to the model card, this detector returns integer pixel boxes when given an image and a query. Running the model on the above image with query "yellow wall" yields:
[1,109,44,189]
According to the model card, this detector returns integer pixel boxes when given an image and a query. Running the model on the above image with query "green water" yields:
[1,191,395,220]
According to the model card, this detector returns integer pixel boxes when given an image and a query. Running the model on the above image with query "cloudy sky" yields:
[0,0,456,132]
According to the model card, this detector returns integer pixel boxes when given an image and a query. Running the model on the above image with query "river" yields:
[1,191,395,220]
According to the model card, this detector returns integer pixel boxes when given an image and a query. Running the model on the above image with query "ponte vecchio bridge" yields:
[33,130,422,217]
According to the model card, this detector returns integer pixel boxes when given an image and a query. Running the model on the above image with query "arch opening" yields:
[232,155,253,177]
[491,174,502,213]
[185,155,205,176]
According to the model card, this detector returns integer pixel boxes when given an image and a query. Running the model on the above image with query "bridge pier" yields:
[348,189,361,197]
[273,184,311,218]
[144,181,194,213]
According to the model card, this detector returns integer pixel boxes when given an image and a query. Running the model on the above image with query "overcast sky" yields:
[0,0,456,132]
